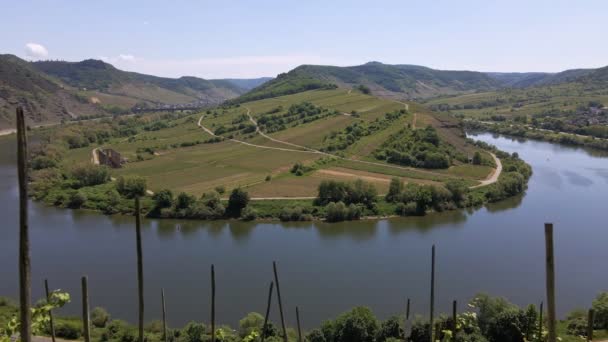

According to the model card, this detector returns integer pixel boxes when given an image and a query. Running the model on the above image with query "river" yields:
[1,132,607,329]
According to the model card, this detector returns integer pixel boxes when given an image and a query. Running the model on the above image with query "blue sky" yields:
[2,0,607,78]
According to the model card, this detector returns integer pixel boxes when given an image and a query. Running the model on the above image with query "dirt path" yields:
[471,153,502,188]
[91,148,100,165]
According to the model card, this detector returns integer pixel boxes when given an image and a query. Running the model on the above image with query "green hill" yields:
[32,59,247,107]
[0,54,105,129]
[232,62,504,103]
[0,55,268,129]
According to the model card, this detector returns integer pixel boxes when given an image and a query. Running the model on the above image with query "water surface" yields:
[1,133,607,329]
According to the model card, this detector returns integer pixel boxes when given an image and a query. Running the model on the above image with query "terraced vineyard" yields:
[56,88,497,198]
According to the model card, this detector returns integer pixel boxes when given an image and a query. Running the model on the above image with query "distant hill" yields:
[220,77,273,90]
[32,59,246,108]
[486,69,596,88]
[232,62,505,103]
[0,54,105,129]
[0,55,267,129]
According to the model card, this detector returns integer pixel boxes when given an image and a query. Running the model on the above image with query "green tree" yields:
[472,152,482,165]
[593,292,608,328]
[386,178,403,203]
[227,188,250,217]
[176,192,196,210]
[238,312,264,338]
[332,307,378,342]
[116,176,147,198]
[153,189,173,209]
[376,316,403,341]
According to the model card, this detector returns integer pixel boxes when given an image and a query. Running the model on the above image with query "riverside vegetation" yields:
[2,292,608,342]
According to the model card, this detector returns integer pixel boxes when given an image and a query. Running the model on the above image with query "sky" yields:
[2,0,607,79]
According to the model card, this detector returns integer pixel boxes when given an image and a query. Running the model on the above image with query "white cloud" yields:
[118,54,136,62]
[24,43,48,59]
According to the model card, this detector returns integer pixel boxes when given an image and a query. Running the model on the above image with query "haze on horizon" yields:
[2,0,607,78]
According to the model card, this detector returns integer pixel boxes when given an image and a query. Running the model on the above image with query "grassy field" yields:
[48,89,495,198]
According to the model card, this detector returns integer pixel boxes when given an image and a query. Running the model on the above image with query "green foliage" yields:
[69,163,110,188]
[322,110,405,152]
[592,292,608,329]
[153,189,174,209]
[1,290,71,342]
[374,126,456,169]
[258,102,336,133]
[317,179,377,208]
[327,307,379,342]
[91,307,110,328]
[385,177,403,203]
[227,188,250,217]
[115,176,147,199]
[240,206,258,221]
[325,202,364,222]
[376,316,403,341]
[238,312,264,338]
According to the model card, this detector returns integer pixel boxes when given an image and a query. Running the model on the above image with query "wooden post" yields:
[17,107,31,342]
[135,197,144,342]
[273,261,288,342]
[538,301,543,342]
[452,300,457,337]
[211,264,216,342]
[296,306,302,342]
[81,276,90,342]
[261,282,274,342]
[161,289,168,342]
[45,279,56,342]
[429,245,435,342]
[587,309,594,342]
[545,223,556,342]
[405,298,411,341]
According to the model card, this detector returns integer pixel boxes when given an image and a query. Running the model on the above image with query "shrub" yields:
[55,320,82,339]
[70,163,110,188]
[153,189,173,209]
[68,191,87,209]
[241,206,258,221]
[325,201,347,222]
[91,307,110,328]
[31,156,57,170]
[332,307,379,342]
[593,292,608,328]
[116,176,147,199]
[238,312,264,338]
[214,186,226,194]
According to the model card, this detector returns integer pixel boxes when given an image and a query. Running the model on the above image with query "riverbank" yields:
[465,120,608,151]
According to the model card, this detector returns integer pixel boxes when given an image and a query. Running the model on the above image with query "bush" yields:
[214,186,226,194]
[31,156,57,170]
[55,320,82,339]
[376,316,403,341]
[325,201,347,222]
[593,292,608,328]
[331,307,378,342]
[238,312,264,338]
[91,307,110,328]
[153,189,173,209]
[70,163,110,188]
[116,176,147,199]
[68,191,87,209]
[241,206,258,221]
